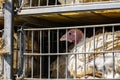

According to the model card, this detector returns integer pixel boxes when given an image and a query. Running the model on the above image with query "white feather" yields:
[68,30,120,78]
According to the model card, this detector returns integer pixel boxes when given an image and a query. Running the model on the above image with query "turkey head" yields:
[60,29,83,45]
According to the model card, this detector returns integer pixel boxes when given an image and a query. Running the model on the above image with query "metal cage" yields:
[17,0,120,8]
[16,23,120,80]
[16,0,120,16]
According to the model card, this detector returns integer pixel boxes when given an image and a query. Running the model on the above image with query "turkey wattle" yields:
[60,29,120,78]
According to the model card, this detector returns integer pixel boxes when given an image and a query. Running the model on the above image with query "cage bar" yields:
[102,26,105,78]
[3,0,14,79]
[84,28,86,79]
[31,31,34,78]
[65,29,68,78]
[48,30,51,78]
[93,27,95,78]
[57,29,59,78]
[16,23,120,80]
[39,30,42,78]
[112,26,115,78]
[18,2,120,15]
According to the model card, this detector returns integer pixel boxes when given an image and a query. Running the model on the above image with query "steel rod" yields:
[23,23,120,31]
[48,30,50,78]
[74,29,77,78]
[93,27,95,78]
[112,26,115,78]
[3,0,14,79]
[102,26,105,78]
[39,30,42,78]
[84,28,86,79]
[57,29,59,78]
[23,50,120,56]
[65,29,68,78]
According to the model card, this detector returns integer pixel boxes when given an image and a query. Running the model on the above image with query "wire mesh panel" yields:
[17,0,120,8]
[16,23,120,80]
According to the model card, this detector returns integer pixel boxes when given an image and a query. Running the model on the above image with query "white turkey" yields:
[60,29,120,79]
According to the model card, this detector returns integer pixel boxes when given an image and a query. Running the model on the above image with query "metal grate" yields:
[16,23,120,79]
[17,0,120,9]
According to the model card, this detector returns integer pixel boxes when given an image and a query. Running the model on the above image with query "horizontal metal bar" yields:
[23,78,120,80]
[21,1,120,9]
[23,50,120,56]
[22,23,120,31]
[18,2,120,15]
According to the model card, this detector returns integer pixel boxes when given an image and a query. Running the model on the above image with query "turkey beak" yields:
[60,34,66,41]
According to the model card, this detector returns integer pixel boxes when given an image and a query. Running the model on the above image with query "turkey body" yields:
[50,55,71,78]
[68,30,120,78]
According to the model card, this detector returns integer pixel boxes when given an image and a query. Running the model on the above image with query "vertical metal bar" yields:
[102,26,105,78]
[84,28,86,79]
[30,0,33,7]
[38,0,41,6]
[18,28,23,77]
[48,30,50,78]
[3,0,14,79]
[74,29,77,78]
[31,31,34,78]
[47,0,49,6]
[65,29,68,78]
[64,0,66,5]
[18,28,24,77]
[73,0,75,4]
[39,30,42,78]
[17,0,25,10]
[57,29,59,78]
[16,30,19,74]
[26,31,30,77]
[112,26,115,78]
[93,27,95,78]
[23,30,26,78]
[55,0,57,5]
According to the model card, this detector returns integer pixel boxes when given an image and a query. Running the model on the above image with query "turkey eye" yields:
[69,32,71,35]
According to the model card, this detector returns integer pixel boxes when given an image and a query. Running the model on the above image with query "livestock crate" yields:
[17,0,120,8]
[16,23,120,80]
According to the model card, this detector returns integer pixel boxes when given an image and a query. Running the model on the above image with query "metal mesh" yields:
[17,0,120,8]
[16,23,120,79]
